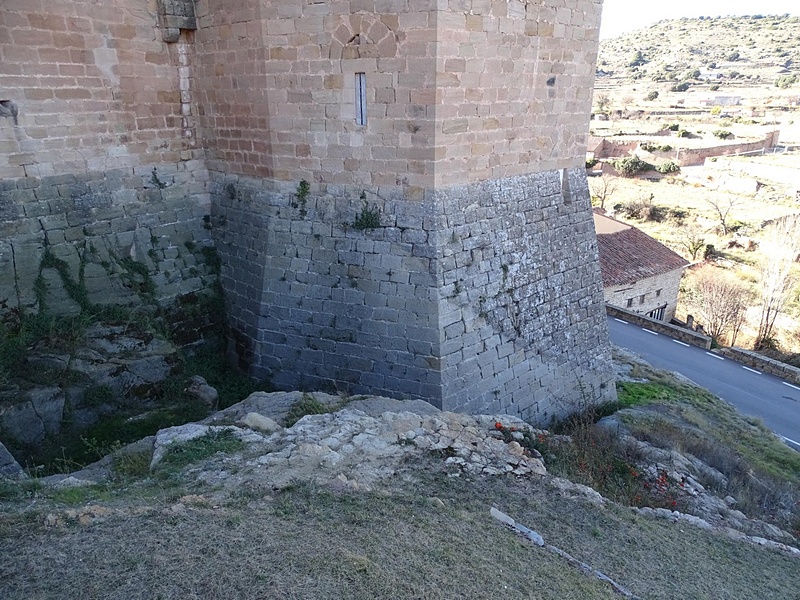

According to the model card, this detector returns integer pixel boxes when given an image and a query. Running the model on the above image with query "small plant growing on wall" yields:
[291,179,310,219]
[151,167,167,189]
[352,192,381,230]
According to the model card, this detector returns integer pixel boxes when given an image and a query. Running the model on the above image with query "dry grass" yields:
[2,354,800,599]
[1,465,798,600]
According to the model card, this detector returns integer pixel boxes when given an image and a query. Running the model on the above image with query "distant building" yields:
[594,212,689,321]
[697,96,741,107]
[698,70,723,81]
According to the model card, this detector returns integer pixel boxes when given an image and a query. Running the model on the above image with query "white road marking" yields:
[781,435,800,450]
[782,382,800,391]
[672,340,690,347]
[742,366,761,375]
[705,352,724,360]
[614,318,628,324]
[642,329,658,335]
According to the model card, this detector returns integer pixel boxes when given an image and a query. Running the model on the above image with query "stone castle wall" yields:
[2,0,616,422]
[212,166,614,419]
[0,162,213,315]
[0,0,214,313]
[0,0,201,179]
[192,0,601,187]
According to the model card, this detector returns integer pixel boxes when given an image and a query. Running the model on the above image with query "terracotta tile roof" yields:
[594,214,689,286]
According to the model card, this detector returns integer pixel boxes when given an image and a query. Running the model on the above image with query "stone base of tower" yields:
[212,167,615,425]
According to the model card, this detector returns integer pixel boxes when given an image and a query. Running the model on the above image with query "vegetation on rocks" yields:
[0,242,271,476]
[1,351,799,599]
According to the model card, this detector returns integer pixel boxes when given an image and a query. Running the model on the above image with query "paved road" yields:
[607,316,800,451]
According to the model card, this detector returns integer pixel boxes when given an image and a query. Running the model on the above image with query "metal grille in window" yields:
[355,73,367,126]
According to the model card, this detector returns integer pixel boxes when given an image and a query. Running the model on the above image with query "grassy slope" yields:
[1,469,797,600]
[2,360,800,599]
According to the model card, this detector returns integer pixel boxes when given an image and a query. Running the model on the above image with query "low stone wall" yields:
[718,348,800,386]
[605,304,712,349]
[674,132,779,167]
[0,161,215,316]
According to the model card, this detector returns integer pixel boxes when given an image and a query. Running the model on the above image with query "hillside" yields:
[597,14,800,92]
[1,350,799,599]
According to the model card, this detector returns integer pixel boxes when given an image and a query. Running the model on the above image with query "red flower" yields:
[495,422,503,430]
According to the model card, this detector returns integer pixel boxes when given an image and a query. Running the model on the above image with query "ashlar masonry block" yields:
[198,0,615,422]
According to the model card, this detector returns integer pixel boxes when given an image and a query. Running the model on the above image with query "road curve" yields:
[607,316,800,451]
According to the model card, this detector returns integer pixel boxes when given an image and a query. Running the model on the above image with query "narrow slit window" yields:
[355,72,367,126]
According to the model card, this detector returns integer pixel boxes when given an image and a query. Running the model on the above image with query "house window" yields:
[648,305,666,321]
[626,298,633,308]
[355,72,367,126]
[639,294,646,304]
[656,289,662,298]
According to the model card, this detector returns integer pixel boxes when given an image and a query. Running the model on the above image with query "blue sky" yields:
[600,0,798,39]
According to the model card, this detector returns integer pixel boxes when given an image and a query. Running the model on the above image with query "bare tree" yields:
[677,223,707,261]
[594,93,610,114]
[705,194,740,235]
[621,95,634,115]
[684,265,753,346]
[684,270,750,344]
[588,176,616,210]
[754,214,800,350]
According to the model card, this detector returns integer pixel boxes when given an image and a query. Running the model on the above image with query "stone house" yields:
[0,0,616,422]
[594,212,688,321]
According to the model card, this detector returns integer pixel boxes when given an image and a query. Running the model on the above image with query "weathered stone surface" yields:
[0,387,65,446]
[150,424,265,469]
[68,324,179,399]
[214,170,615,424]
[185,376,219,411]
[203,391,341,426]
[0,167,214,318]
[200,402,547,490]
[240,412,281,434]
[0,441,26,480]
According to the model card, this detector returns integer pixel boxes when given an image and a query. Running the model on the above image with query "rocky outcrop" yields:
[0,387,65,446]
[0,322,181,454]
[66,323,178,400]
[31,386,800,558]
[0,441,26,480]
[153,401,547,490]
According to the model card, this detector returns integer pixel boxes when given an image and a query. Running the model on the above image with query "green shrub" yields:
[83,385,115,408]
[645,90,659,101]
[656,161,680,174]
[352,197,382,230]
[775,74,797,89]
[671,82,690,92]
[157,429,245,473]
[628,50,647,67]
[612,156,652,178]
[284,393,332,427]
[713,130,733,139]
